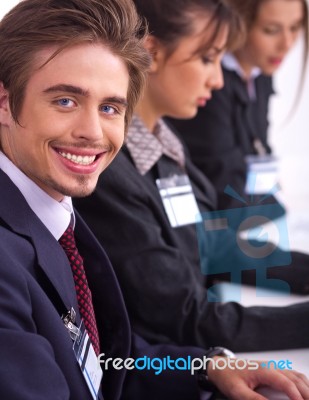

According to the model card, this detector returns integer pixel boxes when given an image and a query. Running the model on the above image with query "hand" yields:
[207,356,309,400]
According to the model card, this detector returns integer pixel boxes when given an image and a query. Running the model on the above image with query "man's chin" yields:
[66,183,98,198]
[72,187,96,198]
[49,178,98,199]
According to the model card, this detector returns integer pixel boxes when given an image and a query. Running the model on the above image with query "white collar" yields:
[0,151,74,240]
[222,53,261,81]
[222,53,262,100]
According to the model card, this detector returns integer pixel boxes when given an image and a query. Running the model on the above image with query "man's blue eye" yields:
[101,105,116,114]
[58,98,72,106]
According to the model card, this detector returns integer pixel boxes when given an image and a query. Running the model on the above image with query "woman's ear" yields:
[144,35,165,73]
[0,83,11,126]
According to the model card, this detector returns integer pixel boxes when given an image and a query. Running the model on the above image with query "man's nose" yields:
[73,108,103,142]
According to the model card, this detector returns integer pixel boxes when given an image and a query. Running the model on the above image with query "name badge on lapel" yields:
[63,308,103,400]
[245,155,279,195]
[156,174,201,227]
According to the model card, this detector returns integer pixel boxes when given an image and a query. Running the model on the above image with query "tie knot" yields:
[59,226,76,252]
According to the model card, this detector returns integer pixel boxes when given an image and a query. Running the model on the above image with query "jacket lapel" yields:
[0,170,79,318]
[29,219,80,316]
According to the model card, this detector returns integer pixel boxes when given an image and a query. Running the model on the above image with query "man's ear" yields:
[144,35,165,73]
[0,82,11,126]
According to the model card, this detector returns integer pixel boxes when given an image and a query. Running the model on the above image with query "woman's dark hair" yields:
[132,0,244,57]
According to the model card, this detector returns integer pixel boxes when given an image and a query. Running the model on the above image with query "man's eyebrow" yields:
[43,84,89,97]
[43,84,128,107]
[105,96,128,108]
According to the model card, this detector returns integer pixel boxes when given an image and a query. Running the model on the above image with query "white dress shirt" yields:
[222,53,261,100]
[0,151,73,240]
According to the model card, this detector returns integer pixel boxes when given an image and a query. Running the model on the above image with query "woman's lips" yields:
[197,97,210,107]
[268,57,283,66]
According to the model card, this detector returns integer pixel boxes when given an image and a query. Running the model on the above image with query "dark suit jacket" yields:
[0,169,206,400]
[74,146,309,353]
[167,68,280,211]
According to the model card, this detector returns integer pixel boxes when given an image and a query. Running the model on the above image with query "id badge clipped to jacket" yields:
[156,174,201,227]
[63,308,103,400]
[245,154,279,195]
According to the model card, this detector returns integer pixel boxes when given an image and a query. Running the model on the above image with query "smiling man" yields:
[1,1,309,400]
[0,43,129,200]
[0,0,151,399]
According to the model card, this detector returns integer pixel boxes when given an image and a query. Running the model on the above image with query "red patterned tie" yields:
[59,226,100,356]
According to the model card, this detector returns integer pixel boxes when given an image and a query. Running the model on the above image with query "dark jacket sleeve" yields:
[74,154,309,353]
[122,334,208,400]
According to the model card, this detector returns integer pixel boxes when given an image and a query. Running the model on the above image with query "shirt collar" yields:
[125,114,185,175]
[0,151,74,240]
[222,53,261,80]
[223,53,262,100]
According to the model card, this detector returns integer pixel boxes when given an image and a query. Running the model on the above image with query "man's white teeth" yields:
[59,152,96,165]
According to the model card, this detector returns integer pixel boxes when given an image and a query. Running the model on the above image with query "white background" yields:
[269,35,309,253]
[0,1,18,17]
[269,36,309,209]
